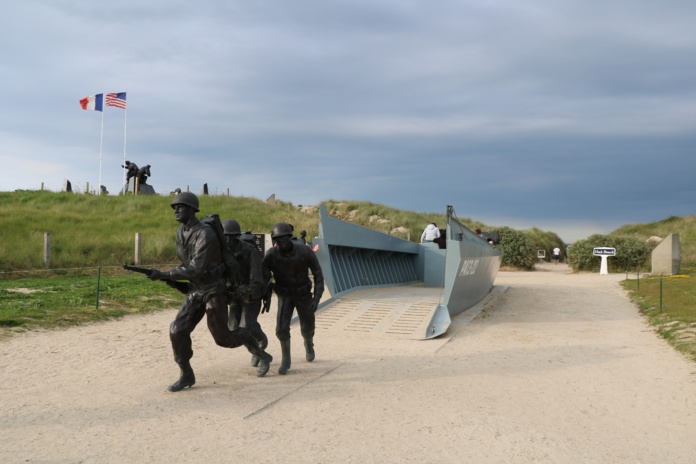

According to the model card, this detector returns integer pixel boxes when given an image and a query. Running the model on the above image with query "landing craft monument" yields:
[312,204,503,339]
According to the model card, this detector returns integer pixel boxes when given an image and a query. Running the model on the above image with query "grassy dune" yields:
[0,191,491,272]
[1,190,693,271]
[612,215,696,266]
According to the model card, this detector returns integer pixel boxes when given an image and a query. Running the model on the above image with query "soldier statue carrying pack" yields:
[140,192,273,392]
[222,218,269,367]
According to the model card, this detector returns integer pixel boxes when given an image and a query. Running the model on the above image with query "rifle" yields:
[123,264,189,294]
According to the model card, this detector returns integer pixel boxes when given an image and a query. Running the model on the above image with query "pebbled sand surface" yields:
[2,262,695,463]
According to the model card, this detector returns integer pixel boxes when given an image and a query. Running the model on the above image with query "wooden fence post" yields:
[44,232,51,268]
[135,233,142,265]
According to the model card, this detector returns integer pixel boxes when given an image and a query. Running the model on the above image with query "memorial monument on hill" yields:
[121,161,156,195]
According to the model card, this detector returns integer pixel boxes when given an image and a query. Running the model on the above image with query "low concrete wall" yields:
[651,233,680,276]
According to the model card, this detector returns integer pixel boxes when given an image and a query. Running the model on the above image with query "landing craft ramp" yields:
[312,205,502,339]
[316,284,445,340]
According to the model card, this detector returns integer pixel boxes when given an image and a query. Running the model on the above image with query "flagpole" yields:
[98,107,104,194]
[122,106,127,188]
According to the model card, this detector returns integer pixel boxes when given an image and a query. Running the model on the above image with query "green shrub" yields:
[567,234,653,272]
[524,227,566,262]
[494,226,536,270]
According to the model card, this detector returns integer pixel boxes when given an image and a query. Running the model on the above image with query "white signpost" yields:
[593,247,616,275]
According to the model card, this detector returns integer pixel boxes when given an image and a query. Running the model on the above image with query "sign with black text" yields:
[593,247,616,256]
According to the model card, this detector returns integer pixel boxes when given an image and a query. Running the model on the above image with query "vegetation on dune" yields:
[612,215,696,268]
[567,234,653,273]
[0,191,318,271]
[523,227,566,263]
[1,190,694,272]
[565,215,696,273]
[0,192,506,271]
[493,227,537,270]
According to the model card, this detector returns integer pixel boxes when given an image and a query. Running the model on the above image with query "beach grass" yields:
[621,267,696,362]
[0,271,180,336]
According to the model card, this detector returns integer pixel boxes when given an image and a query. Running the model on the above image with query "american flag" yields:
[106,92,127,109]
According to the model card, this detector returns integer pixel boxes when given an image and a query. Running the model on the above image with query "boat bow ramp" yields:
[312,205,502,340]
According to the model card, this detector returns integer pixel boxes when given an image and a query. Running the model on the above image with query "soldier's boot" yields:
[256,351,273,377]
[278,338,292,375]
[168,361,195,392]
[250,330,269,367]
[244,339,272,377]
[304,337,315,362]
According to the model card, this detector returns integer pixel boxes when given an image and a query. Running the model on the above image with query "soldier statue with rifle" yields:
[127,192,273,392]
[121,160,139,184]
[222,218,269,367]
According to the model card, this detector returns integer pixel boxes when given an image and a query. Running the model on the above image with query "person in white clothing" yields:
[420,223,440,243]
[553,246,561,264]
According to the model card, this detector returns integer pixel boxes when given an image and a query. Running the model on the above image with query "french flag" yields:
[79,94,103,111]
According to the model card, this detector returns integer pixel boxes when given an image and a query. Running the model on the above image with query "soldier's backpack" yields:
[201,213,240,283]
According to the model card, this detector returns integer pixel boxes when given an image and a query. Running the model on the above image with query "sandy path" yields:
[2,263,695,463]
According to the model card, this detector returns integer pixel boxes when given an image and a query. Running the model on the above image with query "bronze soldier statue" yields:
[137,164,151,185]
[145,192,273,392]
[122,160,139,184]
[262,222,324,375]
[222,219,269,367]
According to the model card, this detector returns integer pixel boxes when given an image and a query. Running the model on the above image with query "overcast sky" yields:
[2,1,695,242]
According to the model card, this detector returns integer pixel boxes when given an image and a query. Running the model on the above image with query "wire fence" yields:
[0,263,178,277]
[654,275,696,311]
[0,265,123,275]
[0,263,178,305]
[625,270,696,312]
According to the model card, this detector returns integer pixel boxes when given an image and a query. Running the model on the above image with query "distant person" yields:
[553,246,561,265]
[475,228,494,245]
[420,222,440,243]
[433,227,447,249]
[299,230,307,245]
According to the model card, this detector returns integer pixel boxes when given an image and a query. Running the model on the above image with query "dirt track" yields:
[2,262,695,463]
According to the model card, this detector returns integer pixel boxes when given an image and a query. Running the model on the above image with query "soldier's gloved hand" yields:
[310,299,320,313]
[147,269,167,281]
[262,296,271,314]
